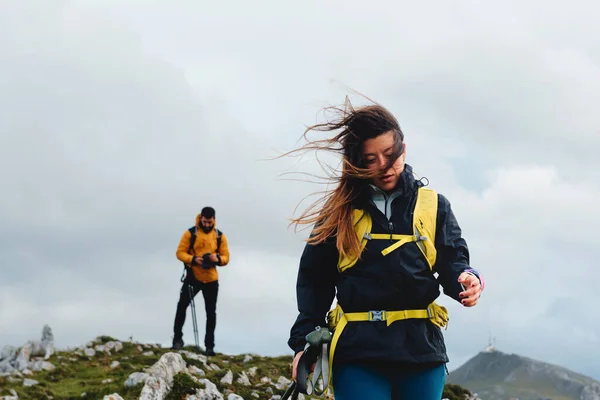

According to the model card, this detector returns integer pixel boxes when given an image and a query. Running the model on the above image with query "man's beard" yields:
[200,225,214,233]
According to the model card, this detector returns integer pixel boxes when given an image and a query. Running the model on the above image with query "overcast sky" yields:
[2,0,600,381]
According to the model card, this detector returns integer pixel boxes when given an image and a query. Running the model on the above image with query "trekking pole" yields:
[281,381,299,400]
[188,285,201,353]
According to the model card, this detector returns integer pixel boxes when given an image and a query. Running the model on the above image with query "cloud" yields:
[437,164,600,377]
[1,0,599,382]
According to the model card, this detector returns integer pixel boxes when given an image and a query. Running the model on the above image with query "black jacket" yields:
[287,164,478,367]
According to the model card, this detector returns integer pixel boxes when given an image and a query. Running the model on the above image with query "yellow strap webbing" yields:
[344,309,432,325]
[327,311,347,391]
[326,302,449,391]
[368,233,419,256]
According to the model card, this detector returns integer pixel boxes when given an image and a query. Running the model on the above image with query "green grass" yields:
[443,383,472,400]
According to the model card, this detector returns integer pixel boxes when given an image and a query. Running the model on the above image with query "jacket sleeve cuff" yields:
[464,268,485,291]
[292,343,306,355]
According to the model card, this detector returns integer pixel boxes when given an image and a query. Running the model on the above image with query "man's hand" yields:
[458,272,482,307]
[209,254,219,263]
[194,256,203,265]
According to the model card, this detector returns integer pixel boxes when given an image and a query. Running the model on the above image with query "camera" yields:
[202,253,216,269]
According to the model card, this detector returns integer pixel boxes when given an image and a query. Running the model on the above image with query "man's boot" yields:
[205,347,215,356]
[172,337,184,350]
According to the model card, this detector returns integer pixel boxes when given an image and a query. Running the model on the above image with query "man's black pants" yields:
[173,278,219,349]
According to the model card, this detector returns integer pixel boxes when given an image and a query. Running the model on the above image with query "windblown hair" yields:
[285,97,405,260]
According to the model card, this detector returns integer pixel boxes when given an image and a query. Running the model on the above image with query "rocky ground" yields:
[0,326,474,400]
[0,326,305,400]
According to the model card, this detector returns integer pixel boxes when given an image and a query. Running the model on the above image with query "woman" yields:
[286,98,484,400]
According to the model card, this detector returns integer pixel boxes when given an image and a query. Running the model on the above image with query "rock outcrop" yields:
[0,325,55,375]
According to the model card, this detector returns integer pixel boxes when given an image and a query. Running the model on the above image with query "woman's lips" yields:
[381,175,394,183]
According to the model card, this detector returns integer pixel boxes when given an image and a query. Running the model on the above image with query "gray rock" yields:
[236,371,251,386]
[139,352,187,400]
[189,378,224,400]
[221,370,233,384]
[102,393,124,400]
[0,346,18,362]
[0,359,16,374]
[41,325,55,359]
[1,388,19,400]
[30,360,55,372]
[189,365,206,377]
[274,376,292,390]
[23,378,39,387]
[15,343,32,371]
[124,372,150,388]
[179,350,207,363]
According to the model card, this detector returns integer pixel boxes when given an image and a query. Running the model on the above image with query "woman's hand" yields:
[292,351,303,382]
[458,272,482,307]
[292,350,316,382]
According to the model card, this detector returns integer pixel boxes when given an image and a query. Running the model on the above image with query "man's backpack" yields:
[180,226,223,282]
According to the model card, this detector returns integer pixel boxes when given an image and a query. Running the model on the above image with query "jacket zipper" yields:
[384,194,394,240]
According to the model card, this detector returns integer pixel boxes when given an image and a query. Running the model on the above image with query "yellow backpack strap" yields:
[337,187,438,271]
[412,187,438,269]
[365,187,438,268]
[337,209,371,273]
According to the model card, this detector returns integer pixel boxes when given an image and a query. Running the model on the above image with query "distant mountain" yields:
[447,346,600,400]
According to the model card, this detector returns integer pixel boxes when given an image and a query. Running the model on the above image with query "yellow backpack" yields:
[302,187,451,396]
[327,186,449,345]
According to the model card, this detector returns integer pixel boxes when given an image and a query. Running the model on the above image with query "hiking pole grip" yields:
[296,326,333,395]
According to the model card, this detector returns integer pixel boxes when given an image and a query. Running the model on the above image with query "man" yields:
[172,206,230,355]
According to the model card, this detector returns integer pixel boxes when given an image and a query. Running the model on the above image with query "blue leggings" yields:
[332,362,446,400]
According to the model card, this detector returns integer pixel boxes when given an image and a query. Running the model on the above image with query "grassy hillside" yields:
[0,335,473,400]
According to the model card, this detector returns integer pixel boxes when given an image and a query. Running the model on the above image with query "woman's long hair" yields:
[284,96,405,260]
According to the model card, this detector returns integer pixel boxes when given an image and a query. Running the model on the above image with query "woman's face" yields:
[362,131,406,192]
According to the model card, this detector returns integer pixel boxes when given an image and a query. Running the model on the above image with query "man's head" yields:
[199,206,216,233]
